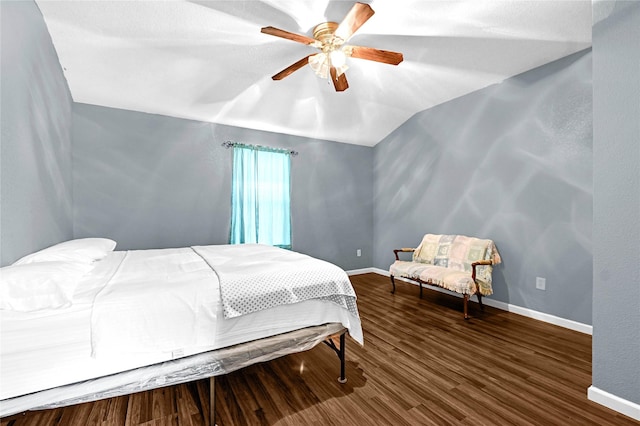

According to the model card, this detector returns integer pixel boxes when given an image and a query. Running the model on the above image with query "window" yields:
[229,144,291,249]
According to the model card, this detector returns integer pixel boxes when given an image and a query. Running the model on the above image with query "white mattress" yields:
[0,247,362,403]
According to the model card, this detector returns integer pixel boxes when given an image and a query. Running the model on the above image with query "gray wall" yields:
[592,1,640,405]
[0,1,74,266]
[72,104,373,271]
[374,49,593,324]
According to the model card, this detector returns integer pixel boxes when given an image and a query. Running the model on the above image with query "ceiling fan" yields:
[261,2,403,92]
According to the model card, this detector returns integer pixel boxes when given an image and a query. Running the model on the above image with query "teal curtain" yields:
[230,144,291,249]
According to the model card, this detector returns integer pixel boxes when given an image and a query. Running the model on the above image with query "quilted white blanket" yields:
[192,244,359,320]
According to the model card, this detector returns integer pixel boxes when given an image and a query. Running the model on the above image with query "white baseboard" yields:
[346,267,377,276]
[349,268,593,335]
[588,386,640,421]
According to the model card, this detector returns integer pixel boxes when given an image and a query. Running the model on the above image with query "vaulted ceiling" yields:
[36,1,592,146]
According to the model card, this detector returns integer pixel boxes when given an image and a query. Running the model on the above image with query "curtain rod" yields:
[221,141,298,156]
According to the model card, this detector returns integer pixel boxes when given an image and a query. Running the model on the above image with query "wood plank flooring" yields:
[2,273,638,425]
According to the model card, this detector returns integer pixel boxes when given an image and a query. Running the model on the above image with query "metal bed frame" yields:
[1,323,349,426]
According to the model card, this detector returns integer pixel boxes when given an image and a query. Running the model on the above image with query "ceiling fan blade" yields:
[272,55,314,80]
[261,26,317,45]
[335,2,375,42]
[330,67,349,92]
[349,46,403,65]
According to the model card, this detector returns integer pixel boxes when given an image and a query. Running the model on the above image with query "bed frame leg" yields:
[210,376,216,426]
[338,332,347,384]
[324,332,348,384]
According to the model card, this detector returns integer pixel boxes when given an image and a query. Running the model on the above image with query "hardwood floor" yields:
[2,273,637,425]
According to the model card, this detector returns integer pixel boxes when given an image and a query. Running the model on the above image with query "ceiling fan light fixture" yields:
[334,62,349,77]
[309,53,329,78]
[329,49,347,68]
[308,52,349,79]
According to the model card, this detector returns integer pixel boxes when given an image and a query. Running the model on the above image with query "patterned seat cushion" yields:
[390,261,483,295]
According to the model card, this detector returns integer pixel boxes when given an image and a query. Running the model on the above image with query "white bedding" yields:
[0,245,362,406]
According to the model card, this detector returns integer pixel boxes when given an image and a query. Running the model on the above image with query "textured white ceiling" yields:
[36,0,592,146]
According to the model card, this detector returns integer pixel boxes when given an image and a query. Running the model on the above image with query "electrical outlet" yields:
[356,249,362,257]
[536,277,546,290]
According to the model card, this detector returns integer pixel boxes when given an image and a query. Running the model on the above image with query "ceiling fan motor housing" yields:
[313,22,343,47]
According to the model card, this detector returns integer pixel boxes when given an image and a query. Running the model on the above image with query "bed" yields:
[0,239,363,424]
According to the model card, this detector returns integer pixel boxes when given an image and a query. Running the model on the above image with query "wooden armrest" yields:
[471,259,494,281]
[393,248,415,260]
[471,259,493,266]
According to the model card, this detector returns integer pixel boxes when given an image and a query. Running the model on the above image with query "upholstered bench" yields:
[389,234,501,319]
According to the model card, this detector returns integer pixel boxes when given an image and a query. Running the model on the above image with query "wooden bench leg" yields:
[463,294,470,320]
[477,293,484,311]
[390,275,396,294]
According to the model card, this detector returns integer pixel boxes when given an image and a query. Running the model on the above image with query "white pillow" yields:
[0,261,94,312]
[13,238,117,266]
